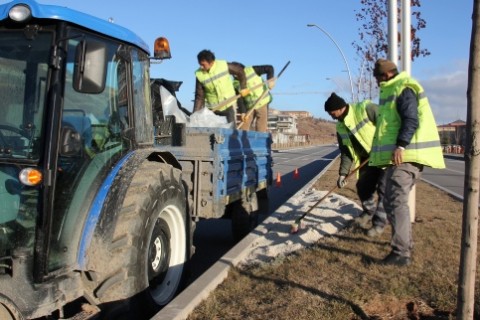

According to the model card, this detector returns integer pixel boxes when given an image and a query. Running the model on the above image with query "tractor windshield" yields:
[0,30,51,259]
[0,30,50,160]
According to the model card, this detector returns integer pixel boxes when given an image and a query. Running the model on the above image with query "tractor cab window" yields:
[48,33,132,270]
[132,49,153,144]
[0,31,49,161]
[0,30,51,260]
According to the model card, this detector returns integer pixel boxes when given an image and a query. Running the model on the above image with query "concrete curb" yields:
[152,156,339,320]
[443,153,464,161]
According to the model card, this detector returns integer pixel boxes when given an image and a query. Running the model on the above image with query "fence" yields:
[272,137,336,150]
[443,144,464,154]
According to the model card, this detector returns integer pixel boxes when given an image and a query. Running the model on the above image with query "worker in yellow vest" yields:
[371,58,445,267]
[324,93,387,237]
[193,49,249,124]
[231,62,275,132]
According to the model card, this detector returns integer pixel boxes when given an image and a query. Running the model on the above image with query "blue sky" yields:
[3,0,472,124]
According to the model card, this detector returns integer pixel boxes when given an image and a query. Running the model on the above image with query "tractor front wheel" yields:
[91,161,189,319]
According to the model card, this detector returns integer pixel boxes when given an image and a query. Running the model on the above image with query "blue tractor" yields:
[0,1,272,319]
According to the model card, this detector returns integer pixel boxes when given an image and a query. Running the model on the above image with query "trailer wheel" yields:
[92,161,188,319]
[256,188,270,222]
[231,192,258,242]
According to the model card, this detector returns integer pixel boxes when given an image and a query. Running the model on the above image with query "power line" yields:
[273,91,326,95]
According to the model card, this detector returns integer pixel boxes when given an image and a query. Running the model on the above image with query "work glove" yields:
[240,88,250,97]
[337,175,347,188]
[240,113,249,123]
[268,79,276,90]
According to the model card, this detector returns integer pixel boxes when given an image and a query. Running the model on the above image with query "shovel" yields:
[290,158,369,234]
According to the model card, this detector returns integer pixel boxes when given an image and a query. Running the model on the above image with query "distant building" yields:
[267,109,316,134]
[268,110,307,145]
[267,113,297,134]
[279,110,312,119]
[438,120,466,146]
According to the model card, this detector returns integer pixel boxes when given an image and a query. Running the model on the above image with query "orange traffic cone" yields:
[293,168,299,179]
[275,172,282,187]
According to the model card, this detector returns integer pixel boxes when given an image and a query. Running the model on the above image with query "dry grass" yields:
[187,159,480,320]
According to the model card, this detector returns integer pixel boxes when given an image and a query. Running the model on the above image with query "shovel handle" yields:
[298,158,370,220]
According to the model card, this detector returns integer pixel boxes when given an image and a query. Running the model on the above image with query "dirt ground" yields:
[310,159,477,319]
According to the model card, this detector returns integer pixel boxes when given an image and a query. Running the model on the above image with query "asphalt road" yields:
[187,144,340,284]
[422,155,465,199]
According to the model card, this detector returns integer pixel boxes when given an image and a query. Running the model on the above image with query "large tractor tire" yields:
[89,161,189,319]
[231,191,258,242]
[0,300,23,320]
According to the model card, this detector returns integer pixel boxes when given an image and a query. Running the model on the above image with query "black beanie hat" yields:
[324,93,347,112]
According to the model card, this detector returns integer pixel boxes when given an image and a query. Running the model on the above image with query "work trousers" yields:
[381,162,423,258]
[239,104,268,132]
[356,165,387,227]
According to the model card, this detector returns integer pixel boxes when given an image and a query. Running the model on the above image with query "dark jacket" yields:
[395,87,419,148]
[252,65,274,80]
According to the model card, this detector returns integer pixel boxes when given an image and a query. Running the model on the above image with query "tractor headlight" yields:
[9,4,32,22]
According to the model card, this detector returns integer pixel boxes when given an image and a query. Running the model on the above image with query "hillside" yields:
[297,116,337,144]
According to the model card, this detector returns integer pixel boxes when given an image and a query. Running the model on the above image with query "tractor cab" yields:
[0,1,170,318]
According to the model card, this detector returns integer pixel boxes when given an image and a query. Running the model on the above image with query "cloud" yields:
[419,61,468,124]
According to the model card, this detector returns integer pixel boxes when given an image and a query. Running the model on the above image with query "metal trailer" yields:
[168,127,271,240]
[0,1,271,319]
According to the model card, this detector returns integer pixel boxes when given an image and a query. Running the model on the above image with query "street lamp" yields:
[325,77,347,96]
[307,23,355,102]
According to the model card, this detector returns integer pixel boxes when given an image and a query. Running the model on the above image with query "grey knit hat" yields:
[373,58,397,76]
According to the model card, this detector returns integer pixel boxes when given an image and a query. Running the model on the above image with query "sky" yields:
[2,0,472,124]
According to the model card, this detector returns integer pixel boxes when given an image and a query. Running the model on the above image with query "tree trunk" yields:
[457,1,480,319]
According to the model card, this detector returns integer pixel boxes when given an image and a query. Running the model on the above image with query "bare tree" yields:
[457,1,480,318]
[353,0,430,100]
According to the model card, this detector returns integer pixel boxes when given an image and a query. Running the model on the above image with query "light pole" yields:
[307,23,355,102]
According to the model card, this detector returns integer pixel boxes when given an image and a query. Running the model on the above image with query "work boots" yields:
[367,225,385,237]
[381,251,411,266]
[354,213,372,228]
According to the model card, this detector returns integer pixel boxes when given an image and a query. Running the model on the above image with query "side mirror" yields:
[73,40,107,93]
[60,126,82,156]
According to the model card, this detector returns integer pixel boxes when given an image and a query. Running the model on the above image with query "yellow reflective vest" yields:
[369,72,445,168]
[337,100,377,167]
[195,60,236,111]
[244,66,271,110]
